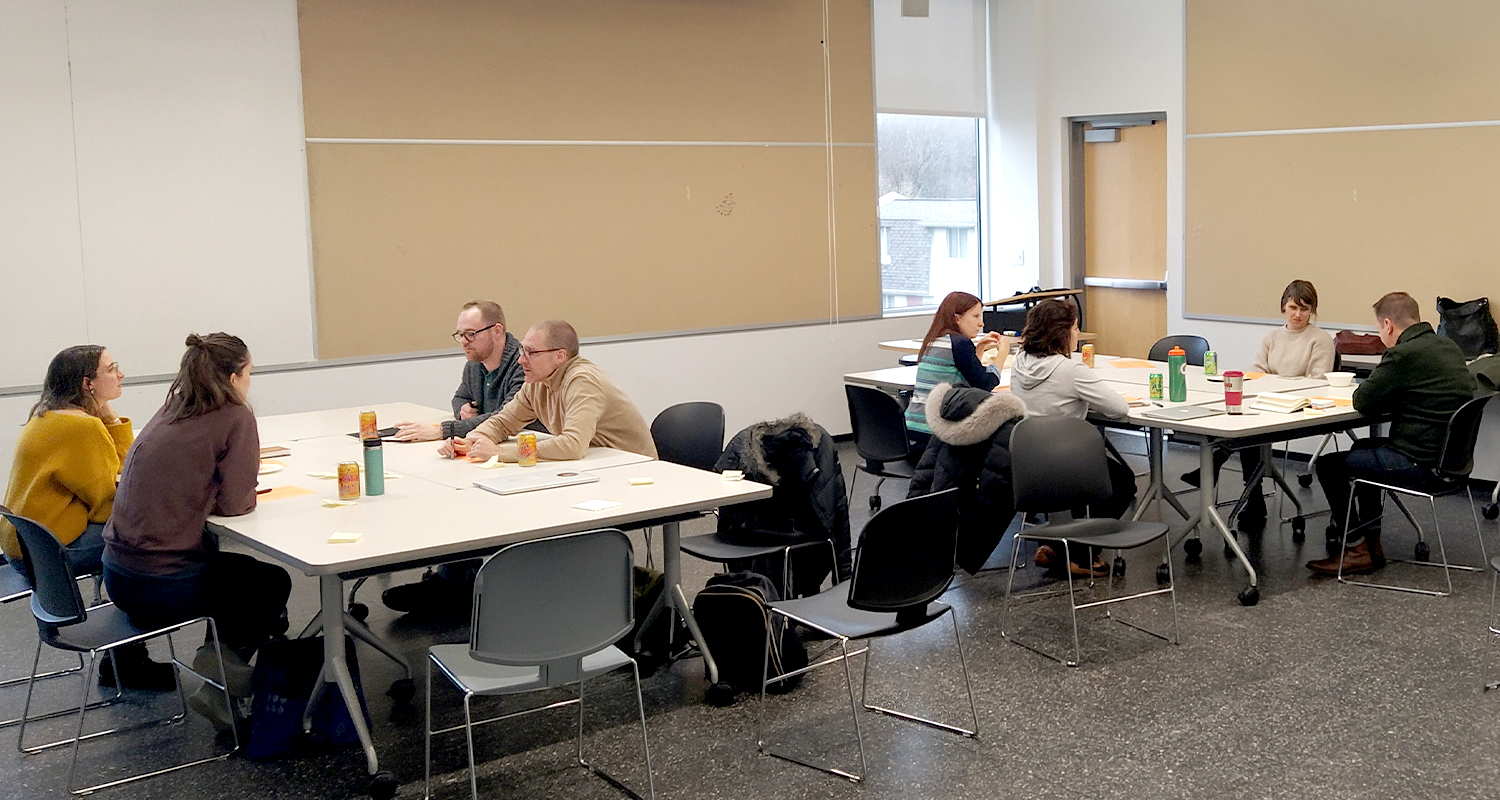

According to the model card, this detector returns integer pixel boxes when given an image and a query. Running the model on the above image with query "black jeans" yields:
[104,549,291,656]
[1316,438,1429,541]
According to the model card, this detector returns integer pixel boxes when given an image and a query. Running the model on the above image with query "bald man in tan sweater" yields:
[441,319,657,462]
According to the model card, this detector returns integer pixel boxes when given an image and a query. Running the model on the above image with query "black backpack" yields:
[691,571,809,705]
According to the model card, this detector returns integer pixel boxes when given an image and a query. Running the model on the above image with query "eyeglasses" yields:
[100,362,123,376]
[519,346,565,359]
[452,323,498,344]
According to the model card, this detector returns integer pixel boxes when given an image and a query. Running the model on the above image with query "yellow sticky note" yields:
[259,485,316,502]
[327,531,362,544]
[322,499,355,508]
[721,470,744,481]
[629,477,654,486]
[476,456,504,470]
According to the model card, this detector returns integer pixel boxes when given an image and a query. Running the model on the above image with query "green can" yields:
[1203,350,1218,376]
[1149,372,1164,400]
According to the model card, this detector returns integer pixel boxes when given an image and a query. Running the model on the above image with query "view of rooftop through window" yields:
[876,113,982,312]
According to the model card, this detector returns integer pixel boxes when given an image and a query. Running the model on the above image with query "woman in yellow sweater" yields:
[2,345,175,690]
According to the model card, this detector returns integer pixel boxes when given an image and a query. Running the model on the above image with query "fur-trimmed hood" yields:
[735,412,823,485]
[925,383,1027,446]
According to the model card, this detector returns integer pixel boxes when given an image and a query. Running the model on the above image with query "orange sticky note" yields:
[1243,371,1268,380]
[1109,359,1155,369]
[1315,396,1354,407]
[259,485,316,501]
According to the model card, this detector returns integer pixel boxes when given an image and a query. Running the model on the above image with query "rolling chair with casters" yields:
[844,385,915,511]
[1148,334,1210,366]
[425,528,654,800]
[1001,416,1181,664]
[643,402,726,568]
[757,489,976,783]
[3,510,240,795]
[1333,392,1494,597]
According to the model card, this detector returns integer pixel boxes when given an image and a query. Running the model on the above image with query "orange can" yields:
[337,461,361,500]
[359,410,378,440]
[1081,343,1095,368]
[517,432,538,467]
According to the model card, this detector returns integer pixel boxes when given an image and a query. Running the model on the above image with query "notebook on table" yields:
[473,468,600,496]
[1141,405,1225,422]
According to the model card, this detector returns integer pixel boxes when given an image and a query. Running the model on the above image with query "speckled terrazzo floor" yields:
[3,435,1498,800]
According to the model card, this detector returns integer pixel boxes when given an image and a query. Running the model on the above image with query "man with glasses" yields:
[440,319,657,462]
[392,300,527,443]
[383,300,529,614]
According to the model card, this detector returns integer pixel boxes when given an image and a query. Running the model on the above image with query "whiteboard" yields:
[0,0,315,389]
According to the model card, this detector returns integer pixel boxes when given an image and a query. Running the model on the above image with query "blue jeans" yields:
[1317,438,1430,541]
[65,522,107,577]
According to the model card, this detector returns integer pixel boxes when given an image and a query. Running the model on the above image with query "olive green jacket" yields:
[1352,322,1477,465]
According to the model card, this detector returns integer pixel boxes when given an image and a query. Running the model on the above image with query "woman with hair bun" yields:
[103,333,291,730]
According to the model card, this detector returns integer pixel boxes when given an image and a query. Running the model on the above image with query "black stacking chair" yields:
[1,509,238,795]
[1001,417,1179,667]
[844,385,916,511]
[1148,334,1210,366]
[643,402,726,568]
[1336,392,1495,596]
[756,489,974,783]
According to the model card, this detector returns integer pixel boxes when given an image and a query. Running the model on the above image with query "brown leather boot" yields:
[1306,539,1386,576]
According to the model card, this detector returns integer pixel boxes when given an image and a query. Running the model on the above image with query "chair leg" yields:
[857,614,978,737]
[424,658,433,800]
[758,620,866,782]
[65,653,99,795]
[631,661,657,800]
[1487,567,1500,691]
[1063,541,1082,668]
[464,692,478,800]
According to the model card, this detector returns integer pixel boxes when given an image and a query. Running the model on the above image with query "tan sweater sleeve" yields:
[470,388,537,445]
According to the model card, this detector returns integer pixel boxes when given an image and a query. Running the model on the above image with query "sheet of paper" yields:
[259,485,316,501]
[572,499,622,512]
[1109,359,1156,369]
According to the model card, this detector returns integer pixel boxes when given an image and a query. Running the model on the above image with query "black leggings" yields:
[104,550,291,657]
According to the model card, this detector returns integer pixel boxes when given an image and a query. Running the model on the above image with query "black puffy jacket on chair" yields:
[715,414,852,596]
[907,383,1027,575]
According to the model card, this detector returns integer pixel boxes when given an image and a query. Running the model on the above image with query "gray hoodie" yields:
[1009,352,1130,421]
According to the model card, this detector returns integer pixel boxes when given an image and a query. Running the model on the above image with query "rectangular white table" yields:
[214,405,771,784]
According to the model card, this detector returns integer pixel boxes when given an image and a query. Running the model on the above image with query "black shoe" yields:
[381,573,470,615]
[1181,469,1201,488]
[1238,494,1268,525]
[99,643,178,692]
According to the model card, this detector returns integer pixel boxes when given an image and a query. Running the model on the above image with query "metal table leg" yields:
[1197,444,1260,605]
[304,576,382,777]
[660,520,719,685]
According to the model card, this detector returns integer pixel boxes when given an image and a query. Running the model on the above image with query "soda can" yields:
[337,461,361,500]
[1203,351,1218,376]
[1081,343,1095,368]
[359,410,378,440]
[1149,372,1164,400]
[517,432,538,467]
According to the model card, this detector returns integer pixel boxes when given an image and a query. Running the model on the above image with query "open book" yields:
[1248,392,1337,413]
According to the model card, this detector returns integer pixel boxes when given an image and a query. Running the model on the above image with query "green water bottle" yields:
[362,437,385,496]
[1168,346,1187,402]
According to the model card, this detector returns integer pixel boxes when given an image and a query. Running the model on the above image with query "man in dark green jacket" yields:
[1308,292,1478,575]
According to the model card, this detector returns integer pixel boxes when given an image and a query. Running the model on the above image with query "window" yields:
[947,228,969,259]
[877,113,982,312]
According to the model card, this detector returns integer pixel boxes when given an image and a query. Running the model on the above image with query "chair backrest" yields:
[1148,335,1211,367]
[847,489,958,614]
[844,384,910,465]
[469,528,633,685]
[1435,392,1496,479]
[0,509,86,628]
[651,402,725,472]
[1009,416,1112,513]
[0,560,30,604]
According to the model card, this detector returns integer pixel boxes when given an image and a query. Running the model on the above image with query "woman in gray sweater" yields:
[1010,299,1136,576]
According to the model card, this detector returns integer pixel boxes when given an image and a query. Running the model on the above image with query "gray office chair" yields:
[1002,416,1179,667]
[2,509,239,795]
[1335,392,1495,596]
[757,489,976,783]
[425,528,654,800]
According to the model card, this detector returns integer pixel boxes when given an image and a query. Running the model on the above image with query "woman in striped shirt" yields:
[904,292,1005,456]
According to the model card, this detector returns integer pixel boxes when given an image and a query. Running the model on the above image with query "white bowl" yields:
[1325,371,1355,387]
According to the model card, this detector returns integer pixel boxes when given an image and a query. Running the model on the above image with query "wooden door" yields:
[1082,121,1168,359]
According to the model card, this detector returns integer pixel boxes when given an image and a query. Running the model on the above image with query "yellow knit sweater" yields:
[2,411,133,559]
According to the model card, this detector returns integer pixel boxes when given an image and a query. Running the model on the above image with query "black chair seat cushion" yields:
[1016,518,1169,551]
[770,582,950,641]
[860,460,915,480]
[39,603,157,653]
[680,530,824,562]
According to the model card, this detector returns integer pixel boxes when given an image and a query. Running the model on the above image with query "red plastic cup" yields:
[1223,370,1245,414]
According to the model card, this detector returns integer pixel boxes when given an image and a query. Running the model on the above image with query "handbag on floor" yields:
[1436,296,1499,358]
[244,635,372,761]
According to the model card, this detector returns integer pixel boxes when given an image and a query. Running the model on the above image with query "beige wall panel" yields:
[1187,0,1500,134]
[1084,122,1166,280]
[1185,127,1500,326]
[299,0,874,144]
[309,143,879,359]
[1084,287,1166,360]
